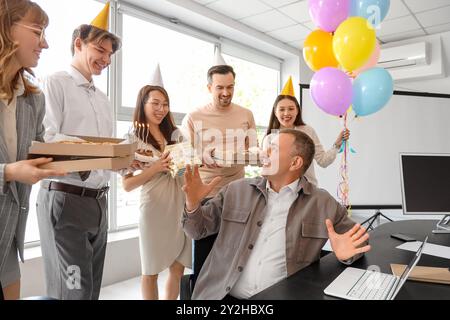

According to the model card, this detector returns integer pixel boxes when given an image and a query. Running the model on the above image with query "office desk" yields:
[251,220,450,300]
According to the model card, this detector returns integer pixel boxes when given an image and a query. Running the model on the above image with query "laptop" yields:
[324,237,428,300]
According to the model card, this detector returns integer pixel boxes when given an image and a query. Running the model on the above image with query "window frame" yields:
[25,0,284,245]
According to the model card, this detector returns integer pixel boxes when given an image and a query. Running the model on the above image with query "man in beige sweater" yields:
[182,65,258,198]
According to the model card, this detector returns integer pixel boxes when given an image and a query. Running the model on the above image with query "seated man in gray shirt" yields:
[182,129,370,300]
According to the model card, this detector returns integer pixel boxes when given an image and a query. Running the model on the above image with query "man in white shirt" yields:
[182,129,371,300]
[36,16,121,299]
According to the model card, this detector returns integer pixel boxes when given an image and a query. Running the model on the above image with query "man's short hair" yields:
[207,65,236,84]
[280,129,315,174]
[71,24,121,56]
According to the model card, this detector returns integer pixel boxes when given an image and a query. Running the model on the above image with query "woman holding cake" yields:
[122,83,191,300]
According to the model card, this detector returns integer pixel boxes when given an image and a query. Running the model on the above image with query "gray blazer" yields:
[0,92,45,274]
[182,176,362,300]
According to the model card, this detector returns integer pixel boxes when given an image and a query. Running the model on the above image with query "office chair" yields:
[180,233,217,300]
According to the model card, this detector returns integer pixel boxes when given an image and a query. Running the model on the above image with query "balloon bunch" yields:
[303,0,394,207]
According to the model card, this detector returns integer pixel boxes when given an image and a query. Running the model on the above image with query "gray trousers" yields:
[36,188,108,300]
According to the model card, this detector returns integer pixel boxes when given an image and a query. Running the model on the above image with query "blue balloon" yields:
[351,0,390,27]
[352,67,393,117]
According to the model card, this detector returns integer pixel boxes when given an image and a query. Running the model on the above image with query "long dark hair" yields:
[266,95,305,136]
[133,85,179,151]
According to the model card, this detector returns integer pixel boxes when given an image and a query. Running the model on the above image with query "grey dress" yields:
[138,143,192,275]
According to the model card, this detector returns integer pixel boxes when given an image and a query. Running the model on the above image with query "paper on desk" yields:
[390,264,450,285]
[396,241,450,260]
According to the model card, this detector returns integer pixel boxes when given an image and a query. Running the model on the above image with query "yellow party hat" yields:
[91,2,110,31]
[281,76,295,97]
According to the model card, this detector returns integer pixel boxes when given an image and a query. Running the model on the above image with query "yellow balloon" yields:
[333,17,376,72]
[303,30,338,72]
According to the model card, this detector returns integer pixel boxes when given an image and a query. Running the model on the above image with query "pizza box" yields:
[27,154,134,172]
[28,135,137,158]
[27,135,137,172]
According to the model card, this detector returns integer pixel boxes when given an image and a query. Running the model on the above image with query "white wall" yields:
[302,90,450,205]
[281,56,301,98]
[395,31,450,94]
[297,31,450,206]
[300,55,315,86]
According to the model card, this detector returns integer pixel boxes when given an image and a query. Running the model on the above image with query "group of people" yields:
[0,0,370,301]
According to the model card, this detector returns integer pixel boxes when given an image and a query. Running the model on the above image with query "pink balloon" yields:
[310,67,352,116]
[309,0,351,33]
[352,41,381,77]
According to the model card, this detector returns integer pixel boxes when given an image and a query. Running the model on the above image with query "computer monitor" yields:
[400,153,450,233]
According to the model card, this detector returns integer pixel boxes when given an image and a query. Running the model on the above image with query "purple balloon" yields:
[310,67,352,116]
[309,0,351,32]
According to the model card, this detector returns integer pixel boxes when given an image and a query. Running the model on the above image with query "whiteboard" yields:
[301,88,450,205]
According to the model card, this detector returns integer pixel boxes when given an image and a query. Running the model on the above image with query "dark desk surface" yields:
[251,220,450,300]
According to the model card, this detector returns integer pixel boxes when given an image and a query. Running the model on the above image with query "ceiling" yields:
[192,0,450,49]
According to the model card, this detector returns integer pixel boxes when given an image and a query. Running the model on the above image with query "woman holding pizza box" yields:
[122,72,191,300]
[0,0,65,300]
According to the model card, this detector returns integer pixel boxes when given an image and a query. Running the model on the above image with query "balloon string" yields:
[337,111,351,216]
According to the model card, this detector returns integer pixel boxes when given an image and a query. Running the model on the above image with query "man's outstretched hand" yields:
[326,219,371,261]
[182,165,222,212]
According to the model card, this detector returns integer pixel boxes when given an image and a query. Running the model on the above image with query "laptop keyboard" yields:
[347,271,397,300]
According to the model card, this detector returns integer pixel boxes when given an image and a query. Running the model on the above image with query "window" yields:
[115,121,140,227]
[222,54,280,178]
[25,188,39,243]
[120,14,214,114]
[222,54,280,129]
[25,0,108,244]
[34,0,108,92]
[23,1,282,242]
[116,14,215,227]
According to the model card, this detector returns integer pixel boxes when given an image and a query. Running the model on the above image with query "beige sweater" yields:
[182,102,257,197]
